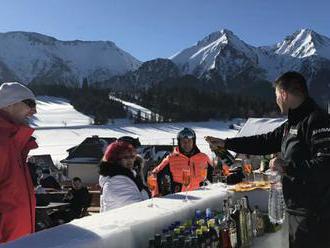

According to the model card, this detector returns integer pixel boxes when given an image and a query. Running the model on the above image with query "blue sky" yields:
[0,0,329,61]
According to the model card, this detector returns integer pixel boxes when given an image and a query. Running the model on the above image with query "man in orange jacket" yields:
[0,82,38,243]
[152,128,213,196]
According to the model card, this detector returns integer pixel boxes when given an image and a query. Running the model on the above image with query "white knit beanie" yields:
[0,82,36,109]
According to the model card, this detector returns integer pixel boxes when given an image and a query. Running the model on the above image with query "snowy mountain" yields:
[169,28,330,104]
[0,31,141,86]
[170,29,259,81]
[271,29,330,60]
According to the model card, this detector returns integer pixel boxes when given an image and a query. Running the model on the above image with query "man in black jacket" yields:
[206,71,330,248]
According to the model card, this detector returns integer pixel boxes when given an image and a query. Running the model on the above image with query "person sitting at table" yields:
[39,168,61,191]
[64,177,91,218]
[99,140,150,212]
[152,127,213,197]
[50,177,91,224]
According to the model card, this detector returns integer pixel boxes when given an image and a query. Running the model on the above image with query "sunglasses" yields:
[22,99,36,108]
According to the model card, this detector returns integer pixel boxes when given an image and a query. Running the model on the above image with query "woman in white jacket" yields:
[99,140,150,212]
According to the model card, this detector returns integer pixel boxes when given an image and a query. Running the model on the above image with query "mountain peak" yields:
[196,29,237,47]
[274,28,330,59]
[0,31,141,84]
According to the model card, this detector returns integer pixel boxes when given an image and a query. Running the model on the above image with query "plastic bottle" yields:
[268,170,285,224]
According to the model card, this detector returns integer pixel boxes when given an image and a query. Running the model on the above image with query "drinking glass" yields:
[243,161,253,181]
[182,169,191,202]
[147,172,157,207]
[200,163,208,189]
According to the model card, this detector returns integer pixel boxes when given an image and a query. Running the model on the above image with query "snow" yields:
[170,28,330,82]
[29,96,238,165]
[273,29,330,60]
[31,96,93,128]
[170,29,257,77]
[109,95,162,120]
[0,31,141,84]
[2,97,291,248]
[2,184,287,248]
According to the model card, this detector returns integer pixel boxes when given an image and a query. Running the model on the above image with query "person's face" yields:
[72,180,82,190]
[118,150,137,170]
[275,87,289,114]
[4,100,37,125]
[180,138,194,153]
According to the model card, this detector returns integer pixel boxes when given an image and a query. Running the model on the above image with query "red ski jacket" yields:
[0,110,37,243]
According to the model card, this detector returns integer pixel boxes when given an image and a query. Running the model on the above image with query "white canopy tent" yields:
[236,118,287,137]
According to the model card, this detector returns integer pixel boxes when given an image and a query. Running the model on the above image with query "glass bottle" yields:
[239,199,249,248]
[268,170,285,224]
[231,203,242,248]
[252,206,265,237]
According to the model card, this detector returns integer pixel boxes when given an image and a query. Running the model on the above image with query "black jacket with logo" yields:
[225,98,330,215]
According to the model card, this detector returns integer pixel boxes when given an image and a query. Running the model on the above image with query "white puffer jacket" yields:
[99,173,149,212]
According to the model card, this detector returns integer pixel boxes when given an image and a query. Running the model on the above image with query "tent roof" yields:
[236,118,287,137]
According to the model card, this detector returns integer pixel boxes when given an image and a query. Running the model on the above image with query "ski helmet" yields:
[177,127,196,145]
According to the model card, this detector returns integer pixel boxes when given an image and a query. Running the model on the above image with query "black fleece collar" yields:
[288,97,316,125]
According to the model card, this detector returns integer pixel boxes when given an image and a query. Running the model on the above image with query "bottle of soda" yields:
[172,228,181,240]
[191,236,199,248]
[201,226,211,248]
[207,220,220,248]
[196,229,206,248]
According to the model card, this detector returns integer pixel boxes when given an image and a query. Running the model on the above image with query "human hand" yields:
[269,157,285,175]
[204,136,225,151]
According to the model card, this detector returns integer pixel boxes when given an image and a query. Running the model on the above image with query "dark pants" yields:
[288,211,330,248]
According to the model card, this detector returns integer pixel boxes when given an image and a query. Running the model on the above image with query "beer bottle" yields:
[154,234,162,248]
[148,239,155,248]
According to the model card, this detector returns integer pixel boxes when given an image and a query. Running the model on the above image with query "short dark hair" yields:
[72,177,81,182]
[274,71,309,98]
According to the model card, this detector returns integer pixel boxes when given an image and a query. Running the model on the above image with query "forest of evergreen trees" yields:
[30,79,126,125]
[116,76,279,122]
[30,75,279,124]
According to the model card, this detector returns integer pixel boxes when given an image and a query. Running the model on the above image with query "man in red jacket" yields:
[0,82,38,243]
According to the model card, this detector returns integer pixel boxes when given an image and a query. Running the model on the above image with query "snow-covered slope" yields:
[31,96,92,127]
[0,32,141,85]
[28,96,238,162]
